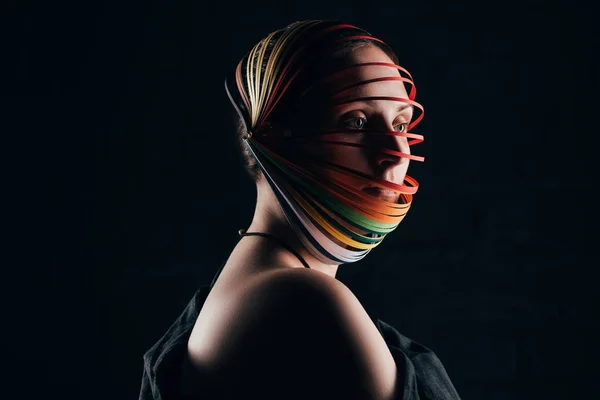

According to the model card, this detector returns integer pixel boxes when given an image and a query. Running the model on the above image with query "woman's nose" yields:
[375,131,410,170]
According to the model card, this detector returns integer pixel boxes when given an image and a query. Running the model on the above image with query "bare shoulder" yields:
[187,268,398,399]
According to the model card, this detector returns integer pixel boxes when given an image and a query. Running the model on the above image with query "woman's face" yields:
[304,45,413,204]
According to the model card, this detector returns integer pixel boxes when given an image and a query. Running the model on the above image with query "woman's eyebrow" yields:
[336,100,413,108]
[397,103,414,113]
[332,101,414,115]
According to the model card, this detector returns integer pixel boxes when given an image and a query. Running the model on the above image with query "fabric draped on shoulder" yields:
[138,286,212,400]
[138,285,461,400]
[373,319,461,400]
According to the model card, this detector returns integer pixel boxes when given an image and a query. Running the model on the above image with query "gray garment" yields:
[138,265,461,400]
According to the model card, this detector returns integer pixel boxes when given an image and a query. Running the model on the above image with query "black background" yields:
[5,0,598,399]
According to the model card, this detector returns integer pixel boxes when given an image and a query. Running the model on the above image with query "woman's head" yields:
[233,24,402,183]
[225,20,424,264]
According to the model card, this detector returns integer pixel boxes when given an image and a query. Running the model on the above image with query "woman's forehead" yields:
[330,80,409,103]
[320,45,408,100]
[345,43,397,65]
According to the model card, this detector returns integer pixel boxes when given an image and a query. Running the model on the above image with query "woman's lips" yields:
[361,186,398,202]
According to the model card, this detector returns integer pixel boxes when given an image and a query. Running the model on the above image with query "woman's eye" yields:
[343,117,367,130]
[394,122,408,132]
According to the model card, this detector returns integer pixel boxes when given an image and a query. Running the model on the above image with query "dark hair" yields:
[234,37,400,182]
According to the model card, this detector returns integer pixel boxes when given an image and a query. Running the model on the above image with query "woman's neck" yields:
[239,181,340,279]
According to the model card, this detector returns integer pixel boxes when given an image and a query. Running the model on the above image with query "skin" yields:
[218,44,413,285]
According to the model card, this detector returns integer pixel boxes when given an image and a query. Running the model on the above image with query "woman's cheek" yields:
[297,141,370,189]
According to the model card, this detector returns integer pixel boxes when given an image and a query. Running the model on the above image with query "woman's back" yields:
[186,264,399,399]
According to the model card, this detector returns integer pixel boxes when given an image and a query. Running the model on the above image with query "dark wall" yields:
[6,0,597,399]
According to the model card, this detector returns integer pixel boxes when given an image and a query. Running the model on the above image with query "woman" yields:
[139,20,461,400]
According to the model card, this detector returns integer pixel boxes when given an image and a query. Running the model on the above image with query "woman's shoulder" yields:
[199,266,370,335]
[187,266,398,398]
[187,267,350,355]
[250,265,352,297]
[198,265,359,327]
